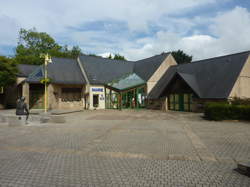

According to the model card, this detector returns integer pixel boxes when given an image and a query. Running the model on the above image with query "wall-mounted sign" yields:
[92,88,104,92]
[100,94,105,100]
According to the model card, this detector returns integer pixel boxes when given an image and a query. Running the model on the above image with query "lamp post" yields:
[42,54,52,113]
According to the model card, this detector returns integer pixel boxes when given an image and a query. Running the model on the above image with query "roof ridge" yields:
[80,54,133,63]
[189,50,250,65]
[135,52,170,63]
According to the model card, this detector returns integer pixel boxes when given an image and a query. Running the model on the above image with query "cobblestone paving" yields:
[0,109,250,186]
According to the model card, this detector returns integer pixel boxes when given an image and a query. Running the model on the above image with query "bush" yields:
[204,102,250,121]
[230,97,250,105]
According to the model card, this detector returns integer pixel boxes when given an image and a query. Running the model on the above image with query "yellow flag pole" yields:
[44,54,49,113]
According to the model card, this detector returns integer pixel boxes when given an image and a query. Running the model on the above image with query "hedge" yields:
[204,102,250,121]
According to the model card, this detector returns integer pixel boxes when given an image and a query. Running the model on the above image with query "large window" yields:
[61,88,82,102]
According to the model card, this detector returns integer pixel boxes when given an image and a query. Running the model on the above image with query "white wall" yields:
[230,56,250,98]
[147,54,177,94]
[89,85,105,110]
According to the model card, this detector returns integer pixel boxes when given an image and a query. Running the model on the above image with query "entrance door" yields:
[179,94,184,111]
[169,93,192,112]
[30,90,44,109]
[93,94,99,108]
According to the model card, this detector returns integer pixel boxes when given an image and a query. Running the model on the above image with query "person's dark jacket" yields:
[16,100,29,116]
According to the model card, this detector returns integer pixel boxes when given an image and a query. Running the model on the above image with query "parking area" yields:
[0,109,250,186]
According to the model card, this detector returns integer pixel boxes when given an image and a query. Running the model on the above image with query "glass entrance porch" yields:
[105,73,146,110]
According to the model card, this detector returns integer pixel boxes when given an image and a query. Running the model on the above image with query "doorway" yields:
[169,93,192,112]
[93,94,99,108]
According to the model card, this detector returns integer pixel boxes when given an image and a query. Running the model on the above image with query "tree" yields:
[171,50,192,64]
[108,54,112,59]
[15,28,81,65]
[0,56,17,88]
[113,54,126,61]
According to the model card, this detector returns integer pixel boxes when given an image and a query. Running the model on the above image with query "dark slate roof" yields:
[26,57,86,84]
[17,64,39,77]
[134,53,170,81]
[79,55,134,84]
[148,51,250,99]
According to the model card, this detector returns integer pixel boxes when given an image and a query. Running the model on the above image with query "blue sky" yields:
[1,0,250,60]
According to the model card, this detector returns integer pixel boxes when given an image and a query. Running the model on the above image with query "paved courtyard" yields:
[0,109,250,186]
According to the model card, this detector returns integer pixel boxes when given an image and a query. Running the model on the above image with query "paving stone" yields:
[0,110,250,186]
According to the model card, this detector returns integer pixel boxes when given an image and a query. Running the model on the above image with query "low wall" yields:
[146,99,166,111]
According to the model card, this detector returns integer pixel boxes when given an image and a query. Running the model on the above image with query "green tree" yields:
[171,50,192,64]
[15,28,81,65]
[108,54,112,59]
[0,56,17,88]
[113,54,126,61]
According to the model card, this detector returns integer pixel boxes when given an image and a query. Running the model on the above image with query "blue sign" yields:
[92,88,103,92]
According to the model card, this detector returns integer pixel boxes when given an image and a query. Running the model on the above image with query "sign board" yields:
[92,88,104,92]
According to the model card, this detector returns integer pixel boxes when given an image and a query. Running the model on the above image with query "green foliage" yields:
[88,53,127,61]
[204,102,250,121]
[15,28,81,65]
[40,78,51,84]
[172,50,192,64]
[113,54,126,61]
[88,54,99,57]
[108,54,112,59]
[0,56,17,88]
[230,97,250,105]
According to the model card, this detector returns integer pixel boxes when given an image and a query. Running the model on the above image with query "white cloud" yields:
[0,1,249,61]
[122,6,250,61]
[0,0,216,32]
[98,52,114,58]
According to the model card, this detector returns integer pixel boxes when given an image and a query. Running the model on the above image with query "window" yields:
[61,88,81,102]
[0,87,3,94]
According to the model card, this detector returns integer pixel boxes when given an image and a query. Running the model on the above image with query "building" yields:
[0,64,38,109]
[148,51,250,112]
[6,50,250,112]
[21,53,177,110]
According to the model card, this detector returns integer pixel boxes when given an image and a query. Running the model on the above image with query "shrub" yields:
[230,97,250,105]
[204,102,250,121]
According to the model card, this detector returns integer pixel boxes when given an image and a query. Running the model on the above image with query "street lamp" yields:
[40,54,52,113]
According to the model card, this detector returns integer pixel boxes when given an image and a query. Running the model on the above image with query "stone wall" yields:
[146,98,167,111]
[50,84,85,110]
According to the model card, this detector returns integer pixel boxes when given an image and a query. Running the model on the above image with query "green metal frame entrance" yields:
[169,93,193,112]
[105,86,146,110]
[105,73,146,110]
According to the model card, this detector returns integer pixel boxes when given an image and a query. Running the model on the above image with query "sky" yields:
[1,0,250,61]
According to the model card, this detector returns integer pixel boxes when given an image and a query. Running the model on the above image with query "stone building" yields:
[5,50,250,112]
[21,53,177,110]
[148,51,250,112]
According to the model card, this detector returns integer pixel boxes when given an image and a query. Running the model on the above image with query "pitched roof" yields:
[107,73,146,91]
[26,57,86,84]
[134,53,170,81]
[17,64,39,77]
[79,55,134,84]
[24,53,171,86]
[148,51,250,99]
